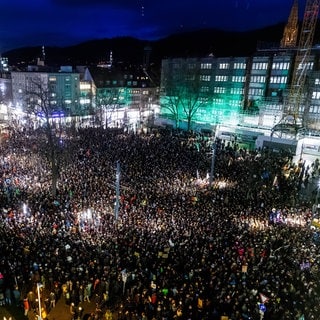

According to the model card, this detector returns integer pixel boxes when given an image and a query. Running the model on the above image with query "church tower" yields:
[280,0,299,48]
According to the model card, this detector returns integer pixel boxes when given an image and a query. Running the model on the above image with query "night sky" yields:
[0,0,306,51]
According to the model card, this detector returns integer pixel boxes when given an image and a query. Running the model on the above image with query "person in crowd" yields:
[0,126,319,319]
[49,291,56,309]
[23,297,29,316]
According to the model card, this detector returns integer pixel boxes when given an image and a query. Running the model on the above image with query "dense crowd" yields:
[0,126,320,320]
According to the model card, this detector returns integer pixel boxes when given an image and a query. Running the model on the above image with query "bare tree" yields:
[24,76,61,196]
[180,74,208,131]
[95,88,124,128]
[161,62,208,130]
[160,92,181,129]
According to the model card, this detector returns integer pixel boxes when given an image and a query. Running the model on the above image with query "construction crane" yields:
[272,0,320,137]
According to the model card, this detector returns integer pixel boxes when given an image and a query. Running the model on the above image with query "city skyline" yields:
[0,0,302,52]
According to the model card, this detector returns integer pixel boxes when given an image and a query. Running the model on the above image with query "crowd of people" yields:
[0,125,320,320]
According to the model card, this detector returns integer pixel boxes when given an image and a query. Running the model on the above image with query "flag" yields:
[259,293,269,304]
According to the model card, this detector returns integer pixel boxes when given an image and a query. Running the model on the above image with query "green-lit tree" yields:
[180,74,208,130]
[160,94,181,128]
[24,76,61,197]
[161,63,208,130]
[160,61,183,128]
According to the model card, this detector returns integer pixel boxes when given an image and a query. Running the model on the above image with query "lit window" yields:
[219,63,229,69]
[231,88,244,95]
[252,62,268,70]
[298,62,313,70]
[250,76,266,83]
[201,63,212,69]
[214,87,226,93]
[215,75,227,82]
[80,98,91,105]
[272,62,290,70]
[248,88,264,96]
[200,86,209,92]
[233,62,246,69]
[80,83,91,90]
[312,91,320,99]
[232,76,245,82]
[200,75,211,81]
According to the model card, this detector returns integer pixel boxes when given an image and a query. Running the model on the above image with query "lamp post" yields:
[37,283,43,320]
[115,160,120,220]
[317,182,320,212]
[209,142,216,187]
[311,179,320,227]
[316,180,320,213]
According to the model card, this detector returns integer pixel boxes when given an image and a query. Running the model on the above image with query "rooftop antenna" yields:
[42,45,46,63]
[109,50,113,67]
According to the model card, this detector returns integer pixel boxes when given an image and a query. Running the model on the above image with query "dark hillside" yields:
[152,24,284,60]
[3,23,287,67]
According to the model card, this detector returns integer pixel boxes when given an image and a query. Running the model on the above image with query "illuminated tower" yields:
[273,0,320,137]
[280,0,299,48]
[37,46,46,66]
[109,50,113,67]
[42,46,46,61]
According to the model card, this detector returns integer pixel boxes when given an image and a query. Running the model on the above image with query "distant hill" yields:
[3,24,287,68]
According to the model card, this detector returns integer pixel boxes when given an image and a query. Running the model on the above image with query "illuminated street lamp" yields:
[37,283,43,320]
[311,179,320,227]
[115,160,120,220]
[209,142,216,187]
[315,180,320,214]
[317,181,320,204]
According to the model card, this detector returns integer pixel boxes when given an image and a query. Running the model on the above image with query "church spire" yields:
[281,0,299,48]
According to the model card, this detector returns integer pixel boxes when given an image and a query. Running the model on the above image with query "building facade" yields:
[83,66,159,129]
[159,48,320,136]
[0,64,159,130]
[11,69,81,119]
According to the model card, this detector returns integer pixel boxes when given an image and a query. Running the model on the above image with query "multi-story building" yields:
[159,51,320,141]
[83,65,159,129]
[159,0,320,152]
[0,55,12,127]
[160,56,249,130]
[11,67,81,119]
[0,56,9,73]
[0,43,159,129]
